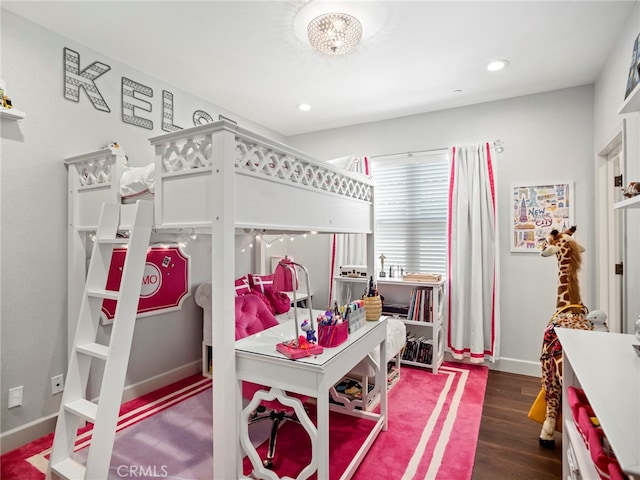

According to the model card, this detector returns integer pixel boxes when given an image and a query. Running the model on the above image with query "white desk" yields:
[236,316,388,480]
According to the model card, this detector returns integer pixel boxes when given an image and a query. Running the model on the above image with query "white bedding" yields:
[120,163,155,203]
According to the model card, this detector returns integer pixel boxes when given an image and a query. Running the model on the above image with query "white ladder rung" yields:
[76,343,108,360]
[96,237,129,245]
[64,399,98,423]
[50,458,86,480]
[87,289,119,300]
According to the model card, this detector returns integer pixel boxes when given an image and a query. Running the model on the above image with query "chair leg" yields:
[264,411,284,469]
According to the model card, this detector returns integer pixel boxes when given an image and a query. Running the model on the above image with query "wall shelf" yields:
[614,195,640,209]
[0,108,25,120]
[619,83,640,114]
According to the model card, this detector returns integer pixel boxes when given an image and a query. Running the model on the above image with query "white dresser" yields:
[557,328,640,480]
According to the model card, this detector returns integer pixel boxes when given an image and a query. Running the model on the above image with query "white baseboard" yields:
[0,361,201,454]
[485,357,542,377]
[443,352,541,378]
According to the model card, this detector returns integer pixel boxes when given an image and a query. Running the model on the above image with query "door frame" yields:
[595,119,626,333]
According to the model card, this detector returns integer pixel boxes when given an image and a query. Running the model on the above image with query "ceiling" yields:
[3,1,637,136]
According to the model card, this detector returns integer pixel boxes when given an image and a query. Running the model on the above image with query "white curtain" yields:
[447,143,500,363]
[328,156,369,303]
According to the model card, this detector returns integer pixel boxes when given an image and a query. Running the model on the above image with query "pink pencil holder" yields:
[318,322,349,348]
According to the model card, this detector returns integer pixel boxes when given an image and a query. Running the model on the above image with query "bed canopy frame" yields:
[63,120,376,479]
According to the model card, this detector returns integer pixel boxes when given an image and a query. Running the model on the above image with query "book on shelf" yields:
[407,287,433,322]
[402,334,433,364]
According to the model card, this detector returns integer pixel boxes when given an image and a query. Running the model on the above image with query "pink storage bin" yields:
[567,386,590,422]
[577,404,597,444]
[587,423,619,480]
[318,321,349,347]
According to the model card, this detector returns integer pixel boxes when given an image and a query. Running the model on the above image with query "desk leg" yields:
[317,379,330,479]
[379,337,388,431]
[236,377,244,477]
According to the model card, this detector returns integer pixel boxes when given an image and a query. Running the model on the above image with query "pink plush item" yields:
[248,273,274,294]
[269,290,291,315]
[234,293,279,340]
[235,276,251,297]
[250,288,276,315]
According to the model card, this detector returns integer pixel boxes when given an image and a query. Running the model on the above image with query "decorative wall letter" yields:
[121,77,153,130]
[193,109,214,126]
[161,90,183,132]
[63,47,111,112]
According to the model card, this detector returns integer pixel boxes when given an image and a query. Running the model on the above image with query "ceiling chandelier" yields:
[307,12,363,56]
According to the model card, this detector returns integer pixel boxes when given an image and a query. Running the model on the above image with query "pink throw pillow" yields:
[234,276,251,297]
[248,274,274,294]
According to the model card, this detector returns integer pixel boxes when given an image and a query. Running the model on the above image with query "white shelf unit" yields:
[614,195,640,209]
[619,82,640,115]
[334,276,445,373]
[0,107,25,120]
[557,328,639,480]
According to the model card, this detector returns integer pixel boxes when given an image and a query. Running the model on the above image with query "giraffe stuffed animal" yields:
[537,226,593,449]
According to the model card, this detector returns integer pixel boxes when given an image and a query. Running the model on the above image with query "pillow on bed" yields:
[248,274,274,294]
[235,276,251,296]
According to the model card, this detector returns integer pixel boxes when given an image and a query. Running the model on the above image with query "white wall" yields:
[0,9,283,439]
[594,1,640,335]
[287,85,597,376]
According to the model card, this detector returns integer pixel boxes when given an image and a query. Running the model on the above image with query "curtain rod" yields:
[371,139,504,159]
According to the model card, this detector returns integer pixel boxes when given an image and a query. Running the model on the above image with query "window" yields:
[371,150,450,277]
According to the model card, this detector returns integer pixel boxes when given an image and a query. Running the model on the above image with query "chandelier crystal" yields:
[307,12,362,56]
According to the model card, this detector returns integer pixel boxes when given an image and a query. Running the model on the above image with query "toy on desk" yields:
[300,319,317,343]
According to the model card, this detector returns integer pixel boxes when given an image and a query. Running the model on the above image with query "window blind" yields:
[371,151,450,276]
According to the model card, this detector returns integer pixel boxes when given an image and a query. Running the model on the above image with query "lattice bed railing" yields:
[151,120,372,203]
[65,120,374,232]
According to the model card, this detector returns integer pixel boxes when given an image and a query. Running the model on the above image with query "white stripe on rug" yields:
[401,369,456,479]
[26,378,211,474]
[423,366,469,480]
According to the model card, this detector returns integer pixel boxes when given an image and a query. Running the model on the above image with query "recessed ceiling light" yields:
[298,104,311,111]
[487,59,510,72]
[453,89,463,94]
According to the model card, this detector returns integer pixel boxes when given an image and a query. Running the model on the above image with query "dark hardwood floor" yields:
[472,370,562,480]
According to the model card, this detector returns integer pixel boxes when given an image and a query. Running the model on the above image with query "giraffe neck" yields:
[556,245,582,308]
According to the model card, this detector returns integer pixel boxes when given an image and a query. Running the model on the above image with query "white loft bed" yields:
[64,120,376,479]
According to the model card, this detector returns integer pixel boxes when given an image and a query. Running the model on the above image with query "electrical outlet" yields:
[51,374,64,395]
[8,386,23,408]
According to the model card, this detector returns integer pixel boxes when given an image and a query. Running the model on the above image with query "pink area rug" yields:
[2,362,487,480]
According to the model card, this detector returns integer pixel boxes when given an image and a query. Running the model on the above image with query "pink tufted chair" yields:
[235,293,309,470]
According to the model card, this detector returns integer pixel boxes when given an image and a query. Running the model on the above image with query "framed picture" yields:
[625,32,640,99]
[511,182,574,253]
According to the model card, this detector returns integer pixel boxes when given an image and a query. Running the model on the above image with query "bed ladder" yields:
[47,200,153,480]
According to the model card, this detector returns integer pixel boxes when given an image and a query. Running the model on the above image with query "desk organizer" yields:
[347,306,366,333]
[363,295,382,320]
[318,321,349,348]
